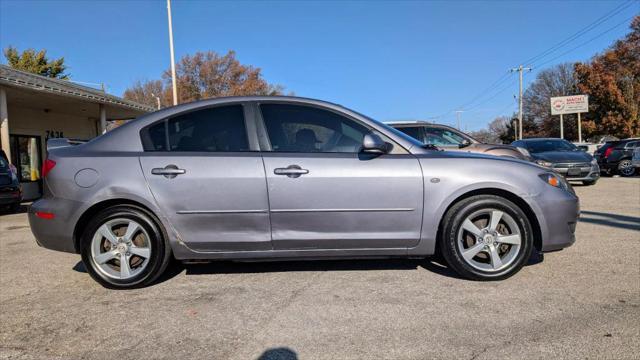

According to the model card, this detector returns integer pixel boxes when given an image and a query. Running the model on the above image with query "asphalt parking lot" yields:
[1,177,639,360]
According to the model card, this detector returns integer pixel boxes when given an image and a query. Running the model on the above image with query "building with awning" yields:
[0,64,154,199]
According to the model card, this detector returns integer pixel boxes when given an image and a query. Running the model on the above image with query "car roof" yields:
[516,138,569,142]
[385,121,459,130]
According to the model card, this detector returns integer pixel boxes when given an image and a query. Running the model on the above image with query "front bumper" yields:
[552,164,600,182]
[531,188,580,252]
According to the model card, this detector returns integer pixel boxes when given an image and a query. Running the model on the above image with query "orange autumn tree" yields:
[125,50,285,109]
[574,16,640,139]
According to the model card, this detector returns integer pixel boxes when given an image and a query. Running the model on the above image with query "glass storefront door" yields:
[10,135,42,200]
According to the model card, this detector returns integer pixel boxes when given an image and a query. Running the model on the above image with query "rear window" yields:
[396,126,423,141]
[0,157,7,169]
[141,105,249,152]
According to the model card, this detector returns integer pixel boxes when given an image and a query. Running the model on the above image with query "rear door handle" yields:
[274,165,309,178]
[151,165,186,179]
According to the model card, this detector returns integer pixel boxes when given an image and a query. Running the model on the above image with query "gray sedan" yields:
[29,96,579,288]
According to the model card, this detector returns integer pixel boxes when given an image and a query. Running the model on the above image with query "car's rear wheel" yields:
[618,160,636,177]
[439,195,533,281]
[80,206,171,289]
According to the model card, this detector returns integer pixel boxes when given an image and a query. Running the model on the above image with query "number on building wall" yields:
[45,131,64,140]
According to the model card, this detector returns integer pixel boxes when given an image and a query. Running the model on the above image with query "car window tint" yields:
[142,105,249,152]
[424,127,465,146]
[396,126,422,141]
[145,121,168,151]
[260,104,371,153]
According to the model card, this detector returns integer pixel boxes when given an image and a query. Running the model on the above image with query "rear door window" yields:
[142,105,249,152]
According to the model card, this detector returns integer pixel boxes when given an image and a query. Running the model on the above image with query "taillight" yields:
[604,147,613,159]
[35,211,55,220]
[42,159,56,178]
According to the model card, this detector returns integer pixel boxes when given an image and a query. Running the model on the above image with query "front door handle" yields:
[151,165,186,179]
[274,165,309,178]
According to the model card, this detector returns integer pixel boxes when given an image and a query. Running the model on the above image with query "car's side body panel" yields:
[262,152,424,250]
[139,153,272,252]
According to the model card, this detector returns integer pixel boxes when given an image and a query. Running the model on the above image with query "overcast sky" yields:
[1,0,637,130]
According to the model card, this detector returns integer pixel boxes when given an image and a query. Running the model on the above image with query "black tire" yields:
[582,180,597,186]
[617,160,636,177]
[439,195,534,281]
[80,205,171,289]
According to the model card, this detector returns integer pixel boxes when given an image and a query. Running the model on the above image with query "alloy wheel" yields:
[457,209,522,272]
[90,218,152,280]
[619,160,635,176]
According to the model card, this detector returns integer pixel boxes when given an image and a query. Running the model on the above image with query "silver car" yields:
[29,97,579,288]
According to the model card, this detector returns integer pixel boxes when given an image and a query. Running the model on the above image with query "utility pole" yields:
[510,65,531,140]
[167,0,178,106]
[455,110,464,130]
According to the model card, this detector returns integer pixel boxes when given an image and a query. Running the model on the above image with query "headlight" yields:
[591,158,598,165]
[535,159,553,167]
[539,172,573,194]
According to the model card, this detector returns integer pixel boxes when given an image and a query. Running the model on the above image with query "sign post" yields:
[550,95,589,141]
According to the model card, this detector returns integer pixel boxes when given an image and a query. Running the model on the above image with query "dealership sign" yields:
[550,95,589,115]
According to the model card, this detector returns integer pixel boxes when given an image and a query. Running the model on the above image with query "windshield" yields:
[526,139,578,153]
[355,114,426,149]
[424,127,469,146]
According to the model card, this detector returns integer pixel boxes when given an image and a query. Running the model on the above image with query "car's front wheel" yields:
[80,205,171,289]
[439,195,533,281]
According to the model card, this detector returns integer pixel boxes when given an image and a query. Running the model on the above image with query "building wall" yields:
[8,105,99,142]
[7,105,100,200]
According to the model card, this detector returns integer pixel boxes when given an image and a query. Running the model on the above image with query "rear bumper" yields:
[532,189,580,252]
[0,186,22,205]
[29,197,82,253]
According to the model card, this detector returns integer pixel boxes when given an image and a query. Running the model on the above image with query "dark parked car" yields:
[0,150,22,212]
[512,138,599,185]
[594,138,639,177]
[388,122,531,160]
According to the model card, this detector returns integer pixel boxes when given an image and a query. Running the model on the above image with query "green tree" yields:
[3,46,69,79]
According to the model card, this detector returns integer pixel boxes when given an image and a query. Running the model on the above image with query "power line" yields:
[464,76,518,112]
[524,0,636,66]
[533,15,637,69]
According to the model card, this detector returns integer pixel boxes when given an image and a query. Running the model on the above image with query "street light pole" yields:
[510,65,532,140]
[455,110,464,130]
[167,0,178,106]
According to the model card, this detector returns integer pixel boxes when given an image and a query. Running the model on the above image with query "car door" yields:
[139,104,271,252]
[257,102,423,250]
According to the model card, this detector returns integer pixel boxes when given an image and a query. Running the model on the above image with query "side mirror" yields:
[362,133,389,154]
[458,139,472,148]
